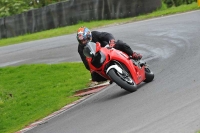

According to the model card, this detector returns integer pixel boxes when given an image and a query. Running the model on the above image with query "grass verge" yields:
[0,2,199,47]
[0,63,90,133]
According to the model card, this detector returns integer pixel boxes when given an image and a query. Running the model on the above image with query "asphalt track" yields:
[1,10,200,133]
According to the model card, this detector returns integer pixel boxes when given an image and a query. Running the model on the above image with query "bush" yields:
[0,0,33,18]
[162,0,196,7]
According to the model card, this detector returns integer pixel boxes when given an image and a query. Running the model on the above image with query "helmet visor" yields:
[79,39,88,45]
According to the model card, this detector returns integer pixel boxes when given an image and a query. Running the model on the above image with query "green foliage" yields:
[160,0,169,10]
[0,0,33,18]
[162,0,197,7]
[0,0,66,18]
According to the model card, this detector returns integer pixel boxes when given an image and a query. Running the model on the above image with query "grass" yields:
[0,63,90,133]
[0,2,199,47]
[0,2,200,133]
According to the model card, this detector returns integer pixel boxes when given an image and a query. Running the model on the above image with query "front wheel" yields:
[107,68,137,92]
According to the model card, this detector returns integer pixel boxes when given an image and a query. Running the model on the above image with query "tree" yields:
[0,0,32,18]
[0,0,65,18]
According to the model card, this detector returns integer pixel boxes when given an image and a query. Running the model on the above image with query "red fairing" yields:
[95,42,101,52]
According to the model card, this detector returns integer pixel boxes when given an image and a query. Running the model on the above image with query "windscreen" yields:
[83,42,96,57]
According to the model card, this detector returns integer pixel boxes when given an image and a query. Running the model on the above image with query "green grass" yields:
[0,63,90,133]
[0,2,199,47]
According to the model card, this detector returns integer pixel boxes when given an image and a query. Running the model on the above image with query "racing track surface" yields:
[1,10,200,133]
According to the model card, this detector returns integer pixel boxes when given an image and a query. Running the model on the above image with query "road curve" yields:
[1,10,200,133]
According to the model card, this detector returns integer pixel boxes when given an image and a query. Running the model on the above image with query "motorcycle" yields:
[83,41,154,92]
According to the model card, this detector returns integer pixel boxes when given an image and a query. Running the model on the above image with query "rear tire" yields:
[107,68,137,92]
[143,67,154,83]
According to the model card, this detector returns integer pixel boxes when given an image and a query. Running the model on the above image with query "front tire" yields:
[107,68,137,92]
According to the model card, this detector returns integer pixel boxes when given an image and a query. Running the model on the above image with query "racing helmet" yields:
[77,26,92,45]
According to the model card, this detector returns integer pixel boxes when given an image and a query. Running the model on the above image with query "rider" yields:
[77,26,142,86]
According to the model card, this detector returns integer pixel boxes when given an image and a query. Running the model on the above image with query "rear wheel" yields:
[107,68,137,92]
[143,67,154,83]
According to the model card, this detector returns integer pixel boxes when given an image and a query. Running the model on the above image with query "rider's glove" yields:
[109,39,116,48]
[132,52,142,60]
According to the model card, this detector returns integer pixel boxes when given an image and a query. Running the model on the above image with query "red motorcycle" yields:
[83,42,154,92]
